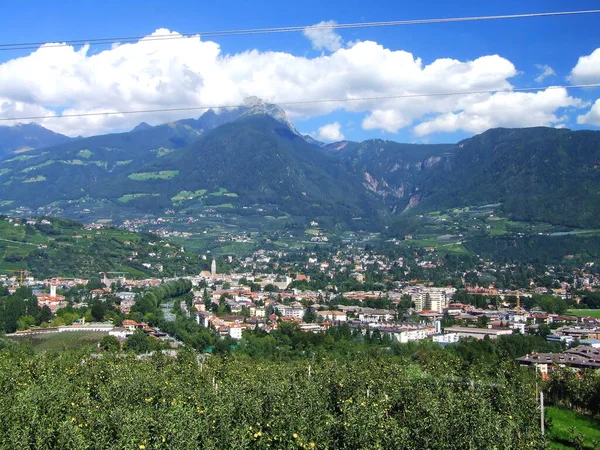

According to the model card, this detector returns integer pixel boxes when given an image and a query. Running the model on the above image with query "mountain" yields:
[132,122,152,132]
[329,140,455,211]
[97,114,385,223]
[1,105,600,231]
[0,123,72,160]
[0,119,207,206]
[414,127,600,227]
[302,135,326,147]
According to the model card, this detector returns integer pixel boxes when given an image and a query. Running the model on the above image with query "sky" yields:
[1,0,600,143]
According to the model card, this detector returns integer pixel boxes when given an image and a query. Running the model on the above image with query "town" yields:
[3,244,600,371]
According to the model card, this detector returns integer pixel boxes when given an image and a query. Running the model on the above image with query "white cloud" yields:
[413,88,584,136]
[0,29,584,137]
[303,21,343,52]
[317,122,344,141]
[577,98,600,125]
[570,48,600,84]
[534,64,555,83]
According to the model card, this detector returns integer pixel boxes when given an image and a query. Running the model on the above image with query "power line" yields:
[1,9,599,51]
[1,83,598,122]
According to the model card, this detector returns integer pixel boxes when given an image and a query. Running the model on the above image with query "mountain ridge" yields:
[1,105,599,230]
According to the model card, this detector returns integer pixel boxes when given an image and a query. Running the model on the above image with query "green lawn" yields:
[547,406,600,449]
[567,309,600,318]
[9,331,108,352]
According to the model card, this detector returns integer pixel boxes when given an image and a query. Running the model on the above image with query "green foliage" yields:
[417,127,600,228]
[0,217,207,279]
[98,335,120,352]
[0,348,546,449]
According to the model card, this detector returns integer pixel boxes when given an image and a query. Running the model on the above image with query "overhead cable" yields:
[1,83,598,122]
[1,9,599,51]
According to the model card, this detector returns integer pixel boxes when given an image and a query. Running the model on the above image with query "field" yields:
[567,309,600,318]
[128,170,179,180]
[547,406,600,449]
[9,331,107,352]
[117,193,160,203]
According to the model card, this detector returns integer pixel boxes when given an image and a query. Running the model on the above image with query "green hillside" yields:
[0,123,72,160]
[0,216,207,279]
[416,127,600,228]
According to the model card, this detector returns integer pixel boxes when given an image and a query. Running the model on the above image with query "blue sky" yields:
[1,0,600,143]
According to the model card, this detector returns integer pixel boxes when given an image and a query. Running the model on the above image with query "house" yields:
[274,304,305,319]
[516,346,600,373]
[443,326,513,340]
[315,310,347,322]
[229,324,243,340]
[357,308,395,323]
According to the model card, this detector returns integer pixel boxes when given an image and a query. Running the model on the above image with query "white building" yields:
[275,304,305,319]
[357,308,395,323]
[229,325,243,340]
[315,310,347,322]
[432,333,460,344]
[411,287,455,313]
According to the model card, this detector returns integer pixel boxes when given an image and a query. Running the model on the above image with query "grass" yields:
[567,309,600,318]
[547,406,600,449]
[128,170,179,180]
[77,149,93,159]
[23,175,46,183]
[117,193,160,203]
[171,189,207,204]
[9,331,108,352]
[154,147,175,157]
[21,160,55,172]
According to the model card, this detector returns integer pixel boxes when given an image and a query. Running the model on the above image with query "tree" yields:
[4,296,26,333]
[17,315,36,330]
[37,305,53,325]
[90,299,106,322]
[397,295,413,316]
[264,284,279,292]
[303,309,317,323]
[124,330,152,353]
[477,315,490,329]
[99,335,121,351]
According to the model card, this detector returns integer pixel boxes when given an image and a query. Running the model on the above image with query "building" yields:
[35,284,67,313]
[443,326,513,340]
[274,304,305,319]
[229,324,243,340]
[433,333,460,344]
[211,259,217,277]
[516,346,600,373]
[315,310,347,322]
[411,287,454,313]
[357,308,395,323]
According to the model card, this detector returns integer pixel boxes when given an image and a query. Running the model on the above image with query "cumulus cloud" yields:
[317,122,344,141]
[414,88,584,136]
[577,98,600,125]
[570,48,600,84]
[534,64,556,83]
[303,20,343,52]
[0,28,585,137]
